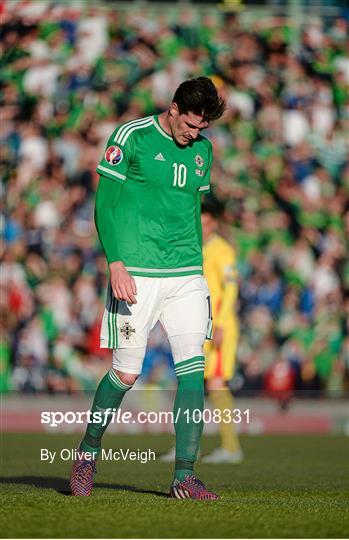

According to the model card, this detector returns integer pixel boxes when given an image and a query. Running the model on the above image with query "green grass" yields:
[1,433,348,538]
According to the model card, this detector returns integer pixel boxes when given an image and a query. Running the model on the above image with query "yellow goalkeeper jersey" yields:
[203,233,238,326]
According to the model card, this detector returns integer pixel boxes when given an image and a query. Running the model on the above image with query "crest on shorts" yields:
[195,154,204,167]
[120,322,135,340]
[105,145,123,166]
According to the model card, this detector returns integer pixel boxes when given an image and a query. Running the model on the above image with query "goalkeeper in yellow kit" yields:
[201,202,243,463]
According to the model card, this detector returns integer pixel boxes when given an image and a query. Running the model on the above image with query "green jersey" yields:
[96,115,212,278]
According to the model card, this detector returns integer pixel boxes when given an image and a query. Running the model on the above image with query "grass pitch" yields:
[1,433,348,538]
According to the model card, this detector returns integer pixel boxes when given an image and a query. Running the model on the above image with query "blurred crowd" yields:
[1,0,348,398]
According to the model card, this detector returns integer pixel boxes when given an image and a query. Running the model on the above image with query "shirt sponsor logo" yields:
[105,145,123,166]
[154,152,166,161]
[195,154,204,167]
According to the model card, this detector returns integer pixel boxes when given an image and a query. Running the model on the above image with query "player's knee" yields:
[169,333,206,364]
[112,347,145,385]
[112,369,140,386]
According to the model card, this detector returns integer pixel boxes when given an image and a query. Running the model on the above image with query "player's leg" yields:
[70,350,144,496]
[202,322,243,463]
[170,333,206,477]
[79,351,145,457]
[71,277,160,496]
[161,276,219,499]
[203,378,243,463]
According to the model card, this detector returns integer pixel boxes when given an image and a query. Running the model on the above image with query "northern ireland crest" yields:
[195,154,204,167]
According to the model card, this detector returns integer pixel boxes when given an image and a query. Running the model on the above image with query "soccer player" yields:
[70,77,225,499]
[201,202,243,463]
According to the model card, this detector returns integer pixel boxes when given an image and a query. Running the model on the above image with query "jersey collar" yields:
[152,115,173,141]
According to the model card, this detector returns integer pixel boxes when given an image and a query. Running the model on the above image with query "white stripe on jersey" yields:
[119,119,153,146]
[125,265,203,273]
[97,165,126,181]
[114,116,152,144]
[198,185,210,192]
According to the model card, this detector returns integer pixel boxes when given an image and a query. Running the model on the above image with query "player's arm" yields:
[95,130,138,304]
[95,176,122,265]
[95,176,137,304]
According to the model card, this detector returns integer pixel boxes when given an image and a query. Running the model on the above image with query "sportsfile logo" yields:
[41,409,136,428]
[41,408,250,427]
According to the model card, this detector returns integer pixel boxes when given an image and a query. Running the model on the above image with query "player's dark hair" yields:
[201,201,222,219]
[173,77,226,122]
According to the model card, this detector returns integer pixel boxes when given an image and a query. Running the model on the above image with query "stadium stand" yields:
[1,0,348,399]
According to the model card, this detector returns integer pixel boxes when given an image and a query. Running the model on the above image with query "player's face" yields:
[201,212,217,242]
[169,103,209,146]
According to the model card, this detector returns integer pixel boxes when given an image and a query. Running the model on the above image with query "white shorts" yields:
[100,275,212,349]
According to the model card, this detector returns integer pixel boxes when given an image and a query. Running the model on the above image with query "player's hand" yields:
[212,327,224,348]
[109,261,137,304]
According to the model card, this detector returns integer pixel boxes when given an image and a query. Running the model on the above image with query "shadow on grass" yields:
[0,476,168,497]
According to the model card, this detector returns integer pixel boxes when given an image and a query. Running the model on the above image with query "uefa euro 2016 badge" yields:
[105,145,123,166]
[195,154,204,167]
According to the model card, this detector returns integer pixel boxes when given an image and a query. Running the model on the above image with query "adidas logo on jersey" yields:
[154,153,166,161]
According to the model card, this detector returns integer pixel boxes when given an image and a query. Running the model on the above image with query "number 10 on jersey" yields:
[172,163,187,188]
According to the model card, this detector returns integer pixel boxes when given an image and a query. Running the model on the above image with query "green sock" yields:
[173,356,205,481]
[80,369,132,458]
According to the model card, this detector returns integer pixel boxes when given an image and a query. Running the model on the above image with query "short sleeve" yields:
[198,142,213,195]
[96,127,135,184]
